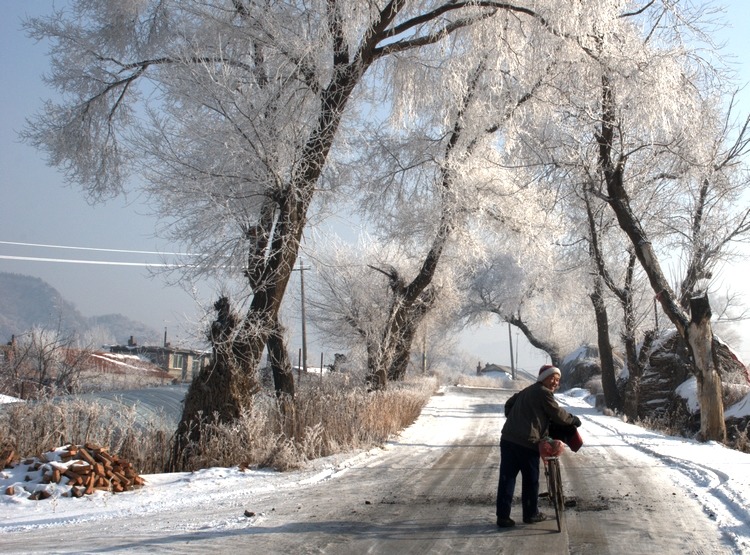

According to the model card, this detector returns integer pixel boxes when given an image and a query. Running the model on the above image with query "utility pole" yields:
[508,322,516,380]
[299,258,308,374]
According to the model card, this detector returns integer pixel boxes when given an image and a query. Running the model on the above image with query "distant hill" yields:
[0,272,160,346]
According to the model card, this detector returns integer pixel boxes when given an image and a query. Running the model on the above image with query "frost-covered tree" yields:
[581,185,655,415]
[658,96,750,312]
[331,54,536,388]
[462,217,596,369]
[509,1,750,440]
[24,1,573,454]
[307,238,396,379]
[320,5,600,387]
[0,326,92,399]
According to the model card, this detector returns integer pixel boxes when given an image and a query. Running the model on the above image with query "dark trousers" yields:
[496,439,540,520]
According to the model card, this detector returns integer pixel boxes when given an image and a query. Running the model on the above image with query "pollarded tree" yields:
[23,1,565,456]
[591,12,750,442]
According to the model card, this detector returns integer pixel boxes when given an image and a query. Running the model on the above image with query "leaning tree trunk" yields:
[606,182,726,440]
[387,288,436,382]
[366,279,438,388]
[172,24,374,462]
[387,323,419,383]
[505,314,563,368]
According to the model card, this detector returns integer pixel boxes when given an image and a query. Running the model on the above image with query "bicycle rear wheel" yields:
[546,458,562,533]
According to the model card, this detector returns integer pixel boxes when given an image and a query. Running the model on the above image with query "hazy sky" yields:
[2,2,750,368]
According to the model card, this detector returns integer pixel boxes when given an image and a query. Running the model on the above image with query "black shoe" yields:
[496,517,515,528]
[523,512,547,524]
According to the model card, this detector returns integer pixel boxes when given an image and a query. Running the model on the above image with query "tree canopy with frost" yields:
[502,1,750,440]
[24,0,589,463]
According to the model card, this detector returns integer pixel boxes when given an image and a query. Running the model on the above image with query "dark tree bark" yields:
[590,276,622,411]
[171,297,261,470]
[365,266,437,388]
[505,313,562,368]
[266,317,295,398]
[387,288,437,382]
[622,329,655,420]
[583,187,642,413]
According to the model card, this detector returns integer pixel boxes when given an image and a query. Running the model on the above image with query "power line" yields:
[0,254,177,267]
[0,240,196,256]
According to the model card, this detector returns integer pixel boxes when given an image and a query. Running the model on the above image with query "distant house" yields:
[110,336,211,382]
[477,362,514,380]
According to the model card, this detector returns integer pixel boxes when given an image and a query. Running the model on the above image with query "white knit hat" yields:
[537,364,561,382]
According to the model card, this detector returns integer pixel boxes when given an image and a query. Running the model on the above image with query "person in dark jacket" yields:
[496,364,581,528]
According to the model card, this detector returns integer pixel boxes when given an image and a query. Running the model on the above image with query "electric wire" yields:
[0,239,196,267]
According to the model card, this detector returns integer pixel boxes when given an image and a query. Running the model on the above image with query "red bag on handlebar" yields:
[549,422,584,453]
[538,437,565,458]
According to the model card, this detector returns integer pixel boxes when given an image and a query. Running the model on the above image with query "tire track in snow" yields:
[563,402,749,552]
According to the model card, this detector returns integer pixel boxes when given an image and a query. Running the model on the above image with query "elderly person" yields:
[496,364,581,528]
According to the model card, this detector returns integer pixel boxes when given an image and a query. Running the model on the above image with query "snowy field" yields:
[1,384,750,553]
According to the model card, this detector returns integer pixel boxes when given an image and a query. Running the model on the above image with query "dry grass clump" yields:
[0,376,437,475]
[177,376,437,472]
[727,421,750,453]
[0,398,173,474]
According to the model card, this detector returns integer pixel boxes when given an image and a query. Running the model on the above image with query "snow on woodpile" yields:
[1,443,145,500]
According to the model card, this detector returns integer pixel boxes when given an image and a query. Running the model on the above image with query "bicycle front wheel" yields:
[547,458,563,533]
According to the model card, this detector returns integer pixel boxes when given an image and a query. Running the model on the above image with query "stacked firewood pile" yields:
[2,443,145,500]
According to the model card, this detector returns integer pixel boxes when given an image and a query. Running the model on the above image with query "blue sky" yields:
[1,2,750,366]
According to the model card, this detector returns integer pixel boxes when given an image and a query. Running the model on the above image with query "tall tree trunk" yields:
[388,329,418,382]
[365,273,438,388]
[623,330,655,420]
[173,16,377,452]
[590,277,622,411]
[597,73,725,442]
[688,295,726,441]
[387,294,434,382]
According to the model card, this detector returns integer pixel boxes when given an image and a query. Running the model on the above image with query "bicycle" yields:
[539,438,565,533]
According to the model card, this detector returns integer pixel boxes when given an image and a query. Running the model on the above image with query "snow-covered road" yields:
[1,386,748,553]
